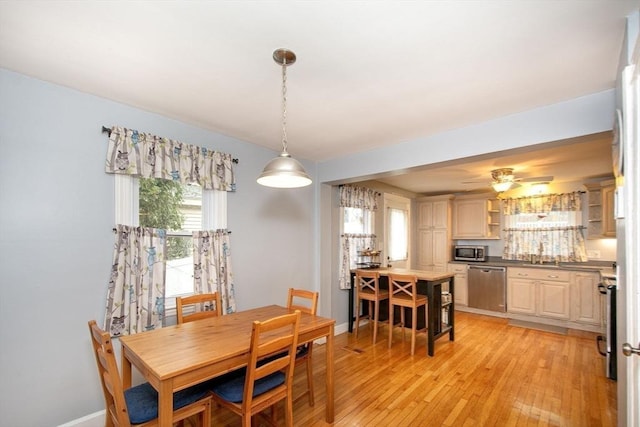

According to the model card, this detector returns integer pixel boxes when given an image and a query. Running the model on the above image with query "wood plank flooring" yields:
[207,311,617,426]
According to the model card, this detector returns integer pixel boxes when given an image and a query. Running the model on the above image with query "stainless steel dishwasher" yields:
[468,265,507,312]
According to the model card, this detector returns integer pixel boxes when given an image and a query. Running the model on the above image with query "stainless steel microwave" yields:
[454,245,488,262]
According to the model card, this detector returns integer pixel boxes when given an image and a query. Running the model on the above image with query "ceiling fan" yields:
[463,168,554,192]
[489,168,553,192]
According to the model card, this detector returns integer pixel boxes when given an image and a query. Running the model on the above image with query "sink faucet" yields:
[538,242,544,264]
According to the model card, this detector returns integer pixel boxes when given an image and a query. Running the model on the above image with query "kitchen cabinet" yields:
[507,277,537,315]
[447,263,468,306]
[572,271,603,326]
[507,267,571,320]
[452,196,501,239]
[415,196,452,272]
[585,180,616,239]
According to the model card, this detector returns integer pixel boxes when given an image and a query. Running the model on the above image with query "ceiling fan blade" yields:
[517,175,554,183]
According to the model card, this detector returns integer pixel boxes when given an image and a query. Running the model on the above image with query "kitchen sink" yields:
[516,263,602,271]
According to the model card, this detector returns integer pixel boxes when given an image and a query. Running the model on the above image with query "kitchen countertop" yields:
[450,257,616,278]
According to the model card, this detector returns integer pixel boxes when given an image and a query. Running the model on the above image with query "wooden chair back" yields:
[243,311,300,414]
[355,270,382,301]
[176,292,222,324]
[287,288,318,315]
[389,273,420,307]
[88,320,212,427]
[88,320,130,426]
[210,311,301,425]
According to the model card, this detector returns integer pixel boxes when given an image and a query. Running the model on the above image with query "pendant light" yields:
[257,49,312,188]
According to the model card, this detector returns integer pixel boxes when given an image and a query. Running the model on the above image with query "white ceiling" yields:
[0,1,636,192]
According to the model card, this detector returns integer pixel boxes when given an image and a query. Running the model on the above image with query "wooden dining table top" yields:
[119,304,335,382]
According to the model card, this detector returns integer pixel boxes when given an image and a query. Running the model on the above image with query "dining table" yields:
[119,304,336,427]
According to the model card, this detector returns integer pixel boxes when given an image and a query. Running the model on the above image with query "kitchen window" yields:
[502,192,587,262]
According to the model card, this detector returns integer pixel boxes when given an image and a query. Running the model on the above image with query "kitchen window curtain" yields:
[502,192,588,262]
[105,225,166,336]
[338,185,379,289]
[193,230,237,314]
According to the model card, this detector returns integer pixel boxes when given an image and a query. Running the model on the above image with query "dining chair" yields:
[209,311,301,427]
[87,320,212,427]
[176,292,222,325]
[354,269,388,344]
[387,273,428,356]
[286,288,319,406]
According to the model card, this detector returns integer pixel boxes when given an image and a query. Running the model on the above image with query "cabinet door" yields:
[507,279,536,315]
[432,200,449,229]
[417,229,434,268]
[573,272,602,325]
[538,281,571,320]
[418,202,433,229]
[454,274,468,306]
[452,199,487,238]
[602,186,616,237]
[447,263,468,306]
[432,228,450,271]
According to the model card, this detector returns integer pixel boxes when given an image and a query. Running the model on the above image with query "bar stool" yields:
[388,272,428,355]
[355,270,388,344]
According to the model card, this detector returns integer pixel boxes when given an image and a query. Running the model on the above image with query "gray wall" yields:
[0,68,316,426]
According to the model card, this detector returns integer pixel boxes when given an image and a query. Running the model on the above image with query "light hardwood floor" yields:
[208,311,617,426]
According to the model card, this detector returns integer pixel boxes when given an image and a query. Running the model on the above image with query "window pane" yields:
[388,208,408,261]
[139,179,202,297]
[343,207,373,234]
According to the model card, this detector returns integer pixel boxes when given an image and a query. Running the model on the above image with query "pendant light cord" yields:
[281,58,288,154]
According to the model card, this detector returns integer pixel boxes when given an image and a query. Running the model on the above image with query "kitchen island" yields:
[349,268,455,356]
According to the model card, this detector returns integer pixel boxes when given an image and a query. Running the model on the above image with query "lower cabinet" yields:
[537,280,571,320]
[507,267,603,331]
[507,268,571,319]
[572,272,603,326]
[507,277,537,315]
[447,263,468,306]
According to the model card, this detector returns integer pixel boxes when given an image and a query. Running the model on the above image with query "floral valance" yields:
[339,185,379,210]
[502,191,582,215]
[105,126,236,191]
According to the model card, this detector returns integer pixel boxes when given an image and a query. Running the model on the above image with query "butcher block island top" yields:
[349,267,455,356]
[358,267,454,281]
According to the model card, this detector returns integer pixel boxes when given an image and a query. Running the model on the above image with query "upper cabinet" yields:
[585,180,616,239]
[415,195,453,272]
[452,196,501,239]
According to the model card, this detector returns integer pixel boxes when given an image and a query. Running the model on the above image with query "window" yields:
[343,207,374,234]
[387,207,408,261]
[139,178,201,298]
[116,175,227,300]
[502,192,586,262]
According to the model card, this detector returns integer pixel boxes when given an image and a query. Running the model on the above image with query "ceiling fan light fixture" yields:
[257,48,312,189]
[492,180,514,193]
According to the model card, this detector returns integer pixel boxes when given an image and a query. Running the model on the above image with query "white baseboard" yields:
[57,410,104,427]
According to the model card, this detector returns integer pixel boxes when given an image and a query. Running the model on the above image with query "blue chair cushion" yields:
[124,381,209,424]
[210,370,285,403]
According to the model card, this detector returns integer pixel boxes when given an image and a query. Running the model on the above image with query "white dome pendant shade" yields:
[257,48,312,189]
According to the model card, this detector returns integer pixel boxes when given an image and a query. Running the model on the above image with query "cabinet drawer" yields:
[447,263,468,274]
[508,267,570,282]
